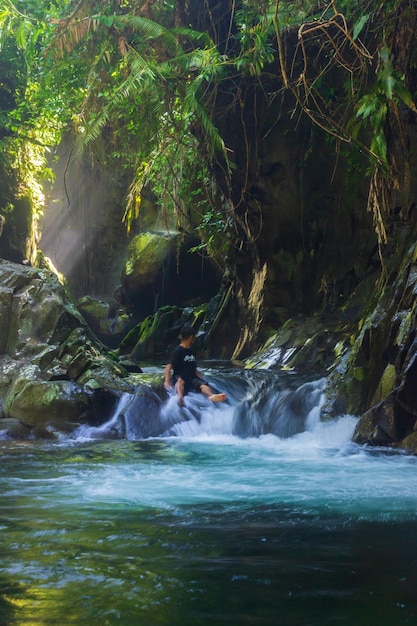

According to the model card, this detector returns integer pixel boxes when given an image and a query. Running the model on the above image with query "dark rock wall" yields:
[208,80,376,358]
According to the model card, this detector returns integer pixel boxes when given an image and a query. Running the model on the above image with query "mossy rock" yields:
[351,409,377,444]
[78,295,109,320]
[400,432,417,454]
[121,305,205,362]
[352,393,397,446]
[371,364,397,406]
[121,232,178,293]
[4,377,92,427]
[128,306,185,361]
[244,316,344,371]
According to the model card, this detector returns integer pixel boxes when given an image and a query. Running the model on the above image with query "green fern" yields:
[110,14,181,54]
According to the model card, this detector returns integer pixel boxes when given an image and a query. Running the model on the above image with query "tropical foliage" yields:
[0,1,77,218]
[1,0,417,256]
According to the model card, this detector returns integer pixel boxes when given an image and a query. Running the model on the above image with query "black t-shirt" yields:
[170,345,197,382]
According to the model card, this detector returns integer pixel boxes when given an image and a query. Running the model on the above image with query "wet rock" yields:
[117,359,143,373]
[118,386,164,439]
[120,302,211,362]
[352,393,398,446]
[121,232,175,296]
[244,316,344,371]
[82,385,169,440]
[77,295,133,348]
[233,378,326,438]
[3,375,92,427]
[400,432,417,454]
[0,286,13,353]
[327,241,417,454]
[0,260,137,437]
[0,418,32,440]
[125,305,185,361]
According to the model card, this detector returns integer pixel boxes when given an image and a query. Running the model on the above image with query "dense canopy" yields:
[1,1,416,250]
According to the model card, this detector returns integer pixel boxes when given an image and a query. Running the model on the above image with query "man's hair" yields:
[181,325,196,339]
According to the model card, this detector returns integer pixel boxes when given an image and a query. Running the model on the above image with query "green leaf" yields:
[371,130,387,165]
[380,72,395,100]
[394,81,417,113]
[379,45,390,65]
[98,15,116,28]
[113,14,180,54]
[353,14,369,41]
[356,95,378,119]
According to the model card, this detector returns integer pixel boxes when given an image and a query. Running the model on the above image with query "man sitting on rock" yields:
[164,325,227,406]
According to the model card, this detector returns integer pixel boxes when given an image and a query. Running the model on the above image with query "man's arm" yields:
[164,363,172,389]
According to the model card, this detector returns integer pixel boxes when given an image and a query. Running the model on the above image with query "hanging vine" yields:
[268,1,417,256]
[2,0,417,265]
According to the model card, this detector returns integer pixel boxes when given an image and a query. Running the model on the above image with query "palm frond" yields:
[183,84,226,159]
[171,26,212,48]
[83,50,161,145]
[112,14,182,55]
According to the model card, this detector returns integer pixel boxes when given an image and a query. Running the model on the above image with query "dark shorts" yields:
[172,376,208,395]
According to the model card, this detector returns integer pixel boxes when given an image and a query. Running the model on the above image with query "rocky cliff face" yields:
[0,259,144,439]
[1,5,417,451]
[205,84,377,359]
[335,238,417,454]
[2,237,417,452]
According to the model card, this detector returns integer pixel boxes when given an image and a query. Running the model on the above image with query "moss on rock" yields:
[400,432,417,454]
[122,232,175,291]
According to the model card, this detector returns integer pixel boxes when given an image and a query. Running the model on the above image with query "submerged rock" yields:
[75,385,174,440]
[0,418,32,440]
[118,386,165,439]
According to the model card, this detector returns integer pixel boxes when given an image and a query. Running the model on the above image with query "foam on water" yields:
[160,392,235,437]
[1,384,417,626]
[27,372,416,523]
[68,413,417,522]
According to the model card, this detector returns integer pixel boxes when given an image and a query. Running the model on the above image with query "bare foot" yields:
[208,393,227,403]
[178,397,185,407]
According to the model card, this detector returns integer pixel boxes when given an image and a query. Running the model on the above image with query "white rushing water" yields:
[74,414,416,522]
[1,371,417,626]
[67,372,417,522]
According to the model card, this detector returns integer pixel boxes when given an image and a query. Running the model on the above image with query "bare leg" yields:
[175,377,186,406]
[200,384,227,403]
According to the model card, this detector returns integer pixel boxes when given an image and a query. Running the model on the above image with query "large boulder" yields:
[119,231,221,319]
[121,232,175,298]
[0,259,136,437]
[3,366,92,429]
[0,260,85,360]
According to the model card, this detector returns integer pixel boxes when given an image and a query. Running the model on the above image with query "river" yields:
[0,368,416,625]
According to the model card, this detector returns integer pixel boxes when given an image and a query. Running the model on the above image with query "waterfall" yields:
[73,370,327,442]
[74,392,132,440]
[232,378,326,438]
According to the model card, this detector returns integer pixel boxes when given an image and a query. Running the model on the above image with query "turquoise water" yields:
[1,374,417,625]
